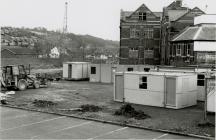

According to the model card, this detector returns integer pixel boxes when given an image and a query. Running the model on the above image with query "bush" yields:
[114,104,150,120]
[32,99,57,107]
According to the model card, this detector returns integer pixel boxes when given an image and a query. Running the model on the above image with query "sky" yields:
[0,0,215,41]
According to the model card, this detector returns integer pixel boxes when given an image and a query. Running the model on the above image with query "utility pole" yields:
[63,2,68,34]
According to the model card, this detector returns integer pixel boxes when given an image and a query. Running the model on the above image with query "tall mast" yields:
[63,2,68,34]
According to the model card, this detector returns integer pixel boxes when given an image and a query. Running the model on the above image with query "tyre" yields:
[33,81,40,89]
[17,79,27,91]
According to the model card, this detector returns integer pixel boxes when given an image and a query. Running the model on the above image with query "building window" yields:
[91,67,96,74]
[142,28,153,39]
[139,76,147,89]
[127,67,133,71]
[139,12,146,20]
[197,74,205,86]
[176,44,181,56]
[186,44,191,56]
[130,28,139,38]
[129,47,138,58]
[144,48,154,58]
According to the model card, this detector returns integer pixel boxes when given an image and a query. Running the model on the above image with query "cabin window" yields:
[139,12,146,20]
[127,67,133,71]
[176,45,181,56]
[197,74,205,86]
[139,76,147,89]
[91,67,96,74]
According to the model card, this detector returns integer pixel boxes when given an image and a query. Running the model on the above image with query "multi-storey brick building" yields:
[119,0,206,66]
[119,4,162,65]
[161,0,205,65]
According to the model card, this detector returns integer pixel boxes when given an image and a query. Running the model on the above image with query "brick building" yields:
[170,19,216,66]
[161,0,205,65]
[119,4,162,65]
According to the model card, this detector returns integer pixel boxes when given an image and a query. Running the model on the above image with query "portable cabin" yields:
[153,67,212,101]
[89,64,117,83]
[114,71,197,109]
[63,62,90,80]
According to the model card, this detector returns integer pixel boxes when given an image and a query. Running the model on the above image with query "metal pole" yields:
[204,77,208,121]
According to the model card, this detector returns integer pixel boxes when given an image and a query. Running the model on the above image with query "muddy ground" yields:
[3,80,215,137]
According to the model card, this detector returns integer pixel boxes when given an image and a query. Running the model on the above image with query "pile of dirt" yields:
[114,104,150,120]
[80,104,102,112]
[32,99,57,107]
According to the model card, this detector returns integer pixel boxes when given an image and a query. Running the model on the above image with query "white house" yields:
[49,47,60,58]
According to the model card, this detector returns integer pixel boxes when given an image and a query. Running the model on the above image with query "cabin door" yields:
[68,64,72,79]
[166,77,176,107]
[115,75,124,102]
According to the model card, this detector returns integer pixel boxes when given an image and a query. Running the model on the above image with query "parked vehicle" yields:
[0,65,49,90]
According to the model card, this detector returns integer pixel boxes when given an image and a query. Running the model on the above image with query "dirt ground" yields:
[3,80,215,137]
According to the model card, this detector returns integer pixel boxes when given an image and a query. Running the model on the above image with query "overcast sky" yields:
[0,0,215,41]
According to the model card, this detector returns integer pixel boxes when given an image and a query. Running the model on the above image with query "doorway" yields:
[166,77,176,107]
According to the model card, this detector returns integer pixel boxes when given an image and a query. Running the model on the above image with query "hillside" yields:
[1,27,119,60]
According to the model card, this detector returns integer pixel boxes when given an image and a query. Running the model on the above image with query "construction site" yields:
[1,0,216,139]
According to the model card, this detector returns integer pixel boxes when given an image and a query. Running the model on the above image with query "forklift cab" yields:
[3,65,29,86]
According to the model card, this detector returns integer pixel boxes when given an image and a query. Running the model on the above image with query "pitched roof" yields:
[167,10,189,21]
[120,4,162,21]
[171,24,216,41]
[1,46,38,55]
[127,4,157,18]
[174,7,205,22]
[121,11,162,20]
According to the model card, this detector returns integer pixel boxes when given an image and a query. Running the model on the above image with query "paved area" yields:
[0,106,202,139]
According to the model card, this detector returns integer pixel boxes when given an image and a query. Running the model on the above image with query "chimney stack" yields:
[176,0,182,7]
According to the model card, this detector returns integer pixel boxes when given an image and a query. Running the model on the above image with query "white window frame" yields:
[139,12,147,21]
[186,44,191,56]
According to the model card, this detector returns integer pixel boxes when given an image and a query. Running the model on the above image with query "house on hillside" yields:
[161,0,205,65]
[170,15,216,66]
[119,3,162,65]
[1,46,38,58]
[49,47,60,58]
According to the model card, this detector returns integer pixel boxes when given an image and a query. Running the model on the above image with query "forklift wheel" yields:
[18,79,27,91]
[34,81,40,89]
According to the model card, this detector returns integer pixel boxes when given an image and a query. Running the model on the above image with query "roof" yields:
[121,11,162,20]
[124,71,196,77]
[167,10,189,21]
[172,24,216,42]
[120,4,162,20]
[174,7,205,22]
[163,0,190,21]
[64,62,90,64]
[1,46,37,55]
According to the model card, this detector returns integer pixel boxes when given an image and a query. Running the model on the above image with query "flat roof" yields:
[124,71,196,77]
[64,62,90,64]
